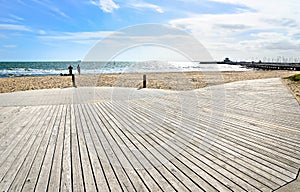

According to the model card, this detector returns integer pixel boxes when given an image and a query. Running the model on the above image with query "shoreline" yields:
[0,70,299,102]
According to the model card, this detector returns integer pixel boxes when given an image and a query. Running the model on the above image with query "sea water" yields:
[0,61,250,78]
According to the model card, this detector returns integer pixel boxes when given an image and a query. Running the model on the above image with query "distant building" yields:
[224,58,231,63]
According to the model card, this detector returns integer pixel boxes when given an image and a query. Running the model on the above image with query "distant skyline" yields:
[0,0,299,61]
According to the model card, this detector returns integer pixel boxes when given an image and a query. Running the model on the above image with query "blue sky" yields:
[0,0,299,61]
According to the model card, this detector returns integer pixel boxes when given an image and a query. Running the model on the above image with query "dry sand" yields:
[91,70,299,90]
[0,70,299,103]
[0,76,72,93]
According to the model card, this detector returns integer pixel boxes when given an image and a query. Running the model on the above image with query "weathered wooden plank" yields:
[81,103,116,191]
[82,103,122,192]
[171,114,293,185]
[102,101,201,191]
[211,125,298,178]
[5,105,55,192]
[60,104,72,192]
[21,105,61,191]
[0,106,49,185]
[0,106,43,158]
[0,106,53,191]
[223,111,300,147]
[89,103,138,191]
[102,101,218,191]
[125,106,242,191]
[137,97,296,184]
[47,105,68,191]
[70,104,85,192]
[221,103,300,131]
[221,119,300,164]
[190,137,281,190]
[171,131,268,191]
[94,102,168,191]
[34,105,64,191]
[0,106,32,142]
[127,97,290,190]
[73,104,98,191]
[0,78,299,192]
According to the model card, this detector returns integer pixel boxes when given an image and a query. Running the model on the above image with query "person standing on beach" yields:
[68,65,73,75]
[77,64,81,75]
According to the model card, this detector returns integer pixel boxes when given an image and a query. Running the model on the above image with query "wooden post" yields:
[143,74,146,88]
[72,74,76,87]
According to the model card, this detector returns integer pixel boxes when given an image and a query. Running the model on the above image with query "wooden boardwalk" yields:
[0,78,299,191]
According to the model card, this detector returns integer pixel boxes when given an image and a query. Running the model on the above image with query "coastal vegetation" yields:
[285,74,300,82]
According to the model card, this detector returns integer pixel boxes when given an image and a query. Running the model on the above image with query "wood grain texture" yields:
[0,78,299,191]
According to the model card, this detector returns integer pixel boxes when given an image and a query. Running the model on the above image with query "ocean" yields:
[0,61,250,78]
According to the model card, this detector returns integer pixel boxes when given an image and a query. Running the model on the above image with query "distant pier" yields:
[216,58,300,71]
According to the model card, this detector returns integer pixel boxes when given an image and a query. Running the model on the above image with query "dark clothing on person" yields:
[77,65,81,75]
[68,65,73,75]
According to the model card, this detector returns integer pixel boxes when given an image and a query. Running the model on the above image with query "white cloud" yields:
[30,0,69,19]
[0,24,31,31]
[3,44,17,48]
[209,0,243,4]
[39,31,118,45]
[211,0,298,18]
[50,6,69,18]
[90,0,120,13]
[131,3,164,13]
[38,30,47,35]
[0,14,24,23]
[170,12,259,38]
[241,32,300,50]
[169,0,300,60]
[9,14,24,21]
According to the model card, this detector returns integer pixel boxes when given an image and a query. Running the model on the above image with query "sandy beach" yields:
[1,70,299,102]
[0,76,72,93]
[91,70,299,90]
